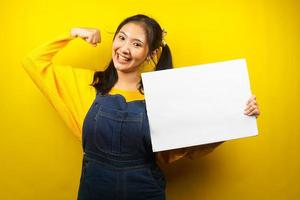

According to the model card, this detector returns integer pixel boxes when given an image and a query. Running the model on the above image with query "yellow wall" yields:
[1,0,299,199]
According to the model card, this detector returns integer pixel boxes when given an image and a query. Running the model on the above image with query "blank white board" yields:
[141,58,258,152]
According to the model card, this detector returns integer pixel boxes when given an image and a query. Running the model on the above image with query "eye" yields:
[133,42,142,47]
[118,35,125,40]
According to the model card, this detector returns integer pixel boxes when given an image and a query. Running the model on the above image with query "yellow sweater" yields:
[21,33,222,165]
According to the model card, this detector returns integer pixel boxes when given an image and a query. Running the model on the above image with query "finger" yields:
[248,104,260,115]
[94,33,100,44]
[244,105,251,112]
[246,95,256,105]
[94,35,100,45]
[250,101,257,107]
[246,97,253,105]
[248,108,259,116]
[86,37,93,44]
[245,105,259,115]
[91,36,97,45]
[244,105,256,114]
[244,102,256,112]
[246,98,251,105]
[94,29,101,43]
[91,36,96,44]
[247,99,257,107]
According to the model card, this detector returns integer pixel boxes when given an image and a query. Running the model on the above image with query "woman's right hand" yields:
[70,27,101,47]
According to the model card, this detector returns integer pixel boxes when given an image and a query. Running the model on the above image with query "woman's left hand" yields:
[244,95,260,118]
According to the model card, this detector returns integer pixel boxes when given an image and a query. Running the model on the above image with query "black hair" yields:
[90,14,173,95]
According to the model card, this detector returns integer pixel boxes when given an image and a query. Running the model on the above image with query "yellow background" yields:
[1,0,299,199]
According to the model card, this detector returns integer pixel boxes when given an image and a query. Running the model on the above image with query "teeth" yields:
[118,54,130,61]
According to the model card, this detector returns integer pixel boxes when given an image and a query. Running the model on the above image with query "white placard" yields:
[141,58,258,152]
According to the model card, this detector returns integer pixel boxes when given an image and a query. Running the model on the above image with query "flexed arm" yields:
[21,28,102,140]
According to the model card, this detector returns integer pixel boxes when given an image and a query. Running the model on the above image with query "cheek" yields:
[112,40,120,52]
[112,45,118,58]
[134,49,148,61]
[112,44,117,53]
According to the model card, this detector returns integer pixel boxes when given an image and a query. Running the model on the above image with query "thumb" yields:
[85,37,93,44]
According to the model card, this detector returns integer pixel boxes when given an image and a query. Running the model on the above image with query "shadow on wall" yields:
[161,152,226,197]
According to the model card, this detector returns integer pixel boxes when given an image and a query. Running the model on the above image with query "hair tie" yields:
[161,28,167,47]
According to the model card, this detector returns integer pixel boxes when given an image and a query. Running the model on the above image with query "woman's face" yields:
[112,22,149,73]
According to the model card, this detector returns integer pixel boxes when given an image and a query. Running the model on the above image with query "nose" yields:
[119,41,130,55]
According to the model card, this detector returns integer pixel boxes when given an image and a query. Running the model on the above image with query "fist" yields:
[70,27,101,47]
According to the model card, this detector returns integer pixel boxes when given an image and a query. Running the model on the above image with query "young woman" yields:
[22,14,260,200]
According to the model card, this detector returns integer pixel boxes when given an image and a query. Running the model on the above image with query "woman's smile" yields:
[116,52,131,63]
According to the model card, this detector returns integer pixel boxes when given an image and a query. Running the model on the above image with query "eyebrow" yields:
[119,31,144,44]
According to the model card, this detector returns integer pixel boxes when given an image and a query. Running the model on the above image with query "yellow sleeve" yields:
[21,33,99,141]
[156,142,224,164]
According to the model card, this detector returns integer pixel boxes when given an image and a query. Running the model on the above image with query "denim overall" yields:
[77,92,166,200]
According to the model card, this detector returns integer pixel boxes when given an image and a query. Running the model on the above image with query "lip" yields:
[115,52,131,64]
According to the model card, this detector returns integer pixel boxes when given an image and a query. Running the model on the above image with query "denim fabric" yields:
[77,93,166,200]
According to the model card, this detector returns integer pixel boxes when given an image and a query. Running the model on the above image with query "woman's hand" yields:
[244,95,260,118]
[70,27,101,47]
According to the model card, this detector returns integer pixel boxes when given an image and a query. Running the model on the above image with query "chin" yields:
[114,64,133,73]
[113,62,138,73]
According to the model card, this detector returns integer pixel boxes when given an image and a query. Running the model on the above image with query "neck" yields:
[115,70,141,91]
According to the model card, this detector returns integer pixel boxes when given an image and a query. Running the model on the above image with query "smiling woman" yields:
[113,24,149,73]
[90,14,173,96]
[22,14,259,200]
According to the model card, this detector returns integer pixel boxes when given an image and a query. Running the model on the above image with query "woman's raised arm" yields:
[21,28,102,140]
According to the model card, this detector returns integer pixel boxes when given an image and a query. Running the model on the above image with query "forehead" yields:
[119,22,147,42]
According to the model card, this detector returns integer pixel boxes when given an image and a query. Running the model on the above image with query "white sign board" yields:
[141,58,258,152]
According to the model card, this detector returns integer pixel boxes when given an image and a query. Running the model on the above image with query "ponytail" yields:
[156,44,173,70]
[90,60,118,95]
